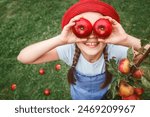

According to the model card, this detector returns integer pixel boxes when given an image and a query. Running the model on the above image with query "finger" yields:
[63,21,75,31]
[68,16,84,27]
[64,15,84,31]
[102,16,113,22]
[111,19,120,26]
[98,39,106,43]
[102,16,112,20]
[102,16,119,25]
[98,39,111,44]
[70,15,84,23]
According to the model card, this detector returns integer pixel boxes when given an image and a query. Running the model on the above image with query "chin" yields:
[83,49,100,56]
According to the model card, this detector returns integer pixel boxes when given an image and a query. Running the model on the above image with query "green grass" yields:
[0,0,150,99]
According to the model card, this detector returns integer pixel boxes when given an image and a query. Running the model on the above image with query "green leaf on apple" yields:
[127,47,134,62]
[107,58,119,77]
[141,77,150,88]
[108,79,119,99]
[142,68,150,82]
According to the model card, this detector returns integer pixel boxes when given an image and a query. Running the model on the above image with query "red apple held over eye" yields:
[72,18,93,38]
[134,88,144,96]
[133,69,144,79]
[11,83,16,91]
[39,68,45,75]
[119,81,134,97]
[122,94,140,100]
[118,58,130,74]
[55,64,61,71]
[93,18,112,39]
[44,89,51,96]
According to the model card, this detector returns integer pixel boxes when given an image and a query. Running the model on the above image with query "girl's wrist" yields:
[56,35,68,45]
[121,34,141,50]
[114,33,128,46]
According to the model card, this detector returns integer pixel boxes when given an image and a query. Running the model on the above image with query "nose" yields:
[88,31,96,39]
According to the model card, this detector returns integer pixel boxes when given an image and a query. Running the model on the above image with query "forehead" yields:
[77,12,103,24]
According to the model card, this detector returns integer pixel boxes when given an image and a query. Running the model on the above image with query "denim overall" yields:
[70,70,109,100]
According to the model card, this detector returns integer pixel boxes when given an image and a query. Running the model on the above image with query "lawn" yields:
[0,0,150,99]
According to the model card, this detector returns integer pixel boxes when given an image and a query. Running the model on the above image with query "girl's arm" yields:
[98,16,143,51]
[98,17,150,63]
[120,34,141,50]
[17,35,65,64]
[17,15,87,64]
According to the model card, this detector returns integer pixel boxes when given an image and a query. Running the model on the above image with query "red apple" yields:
[55,64,61,71]
[118,58,130,74]
[134,88,144,95]
[133,69,144,79]
[44,89,51,96]
[72,18,93,38]
[122,94,140,100]
[119,81,134,97]
[39,68,45,75]
[93,18,112,39]
[11,83,16,91]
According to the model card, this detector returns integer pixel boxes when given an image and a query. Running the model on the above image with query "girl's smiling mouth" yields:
[84,42,100,48]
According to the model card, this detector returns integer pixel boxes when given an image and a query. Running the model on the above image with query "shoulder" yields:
[56,44,75,66]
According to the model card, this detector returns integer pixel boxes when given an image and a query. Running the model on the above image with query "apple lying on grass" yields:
[44,89,51,96]
[11,83,17,91]
[39,68,45,75]
[55,64,61,71]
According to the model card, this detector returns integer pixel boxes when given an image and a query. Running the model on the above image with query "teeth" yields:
[85,42,98,46]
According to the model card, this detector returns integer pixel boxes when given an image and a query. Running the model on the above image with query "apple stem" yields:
[80,26,84,30]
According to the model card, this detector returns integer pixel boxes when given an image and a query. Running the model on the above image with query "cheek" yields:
[99,43,106,49]
[76,43,84,51]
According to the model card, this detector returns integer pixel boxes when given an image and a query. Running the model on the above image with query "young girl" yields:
[17,0,142,100]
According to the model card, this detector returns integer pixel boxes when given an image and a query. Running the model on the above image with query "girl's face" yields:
[75,12,106,61]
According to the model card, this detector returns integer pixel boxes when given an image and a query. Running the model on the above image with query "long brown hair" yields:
[100,46,113,88]
[67,44,112,88]
[67,44,81,84]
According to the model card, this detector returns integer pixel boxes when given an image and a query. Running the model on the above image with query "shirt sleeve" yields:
[56,44,75,66]
[107,44,128,62]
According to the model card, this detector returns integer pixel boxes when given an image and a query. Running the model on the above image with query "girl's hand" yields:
[60,16,87,44]
[98,16,128,45]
